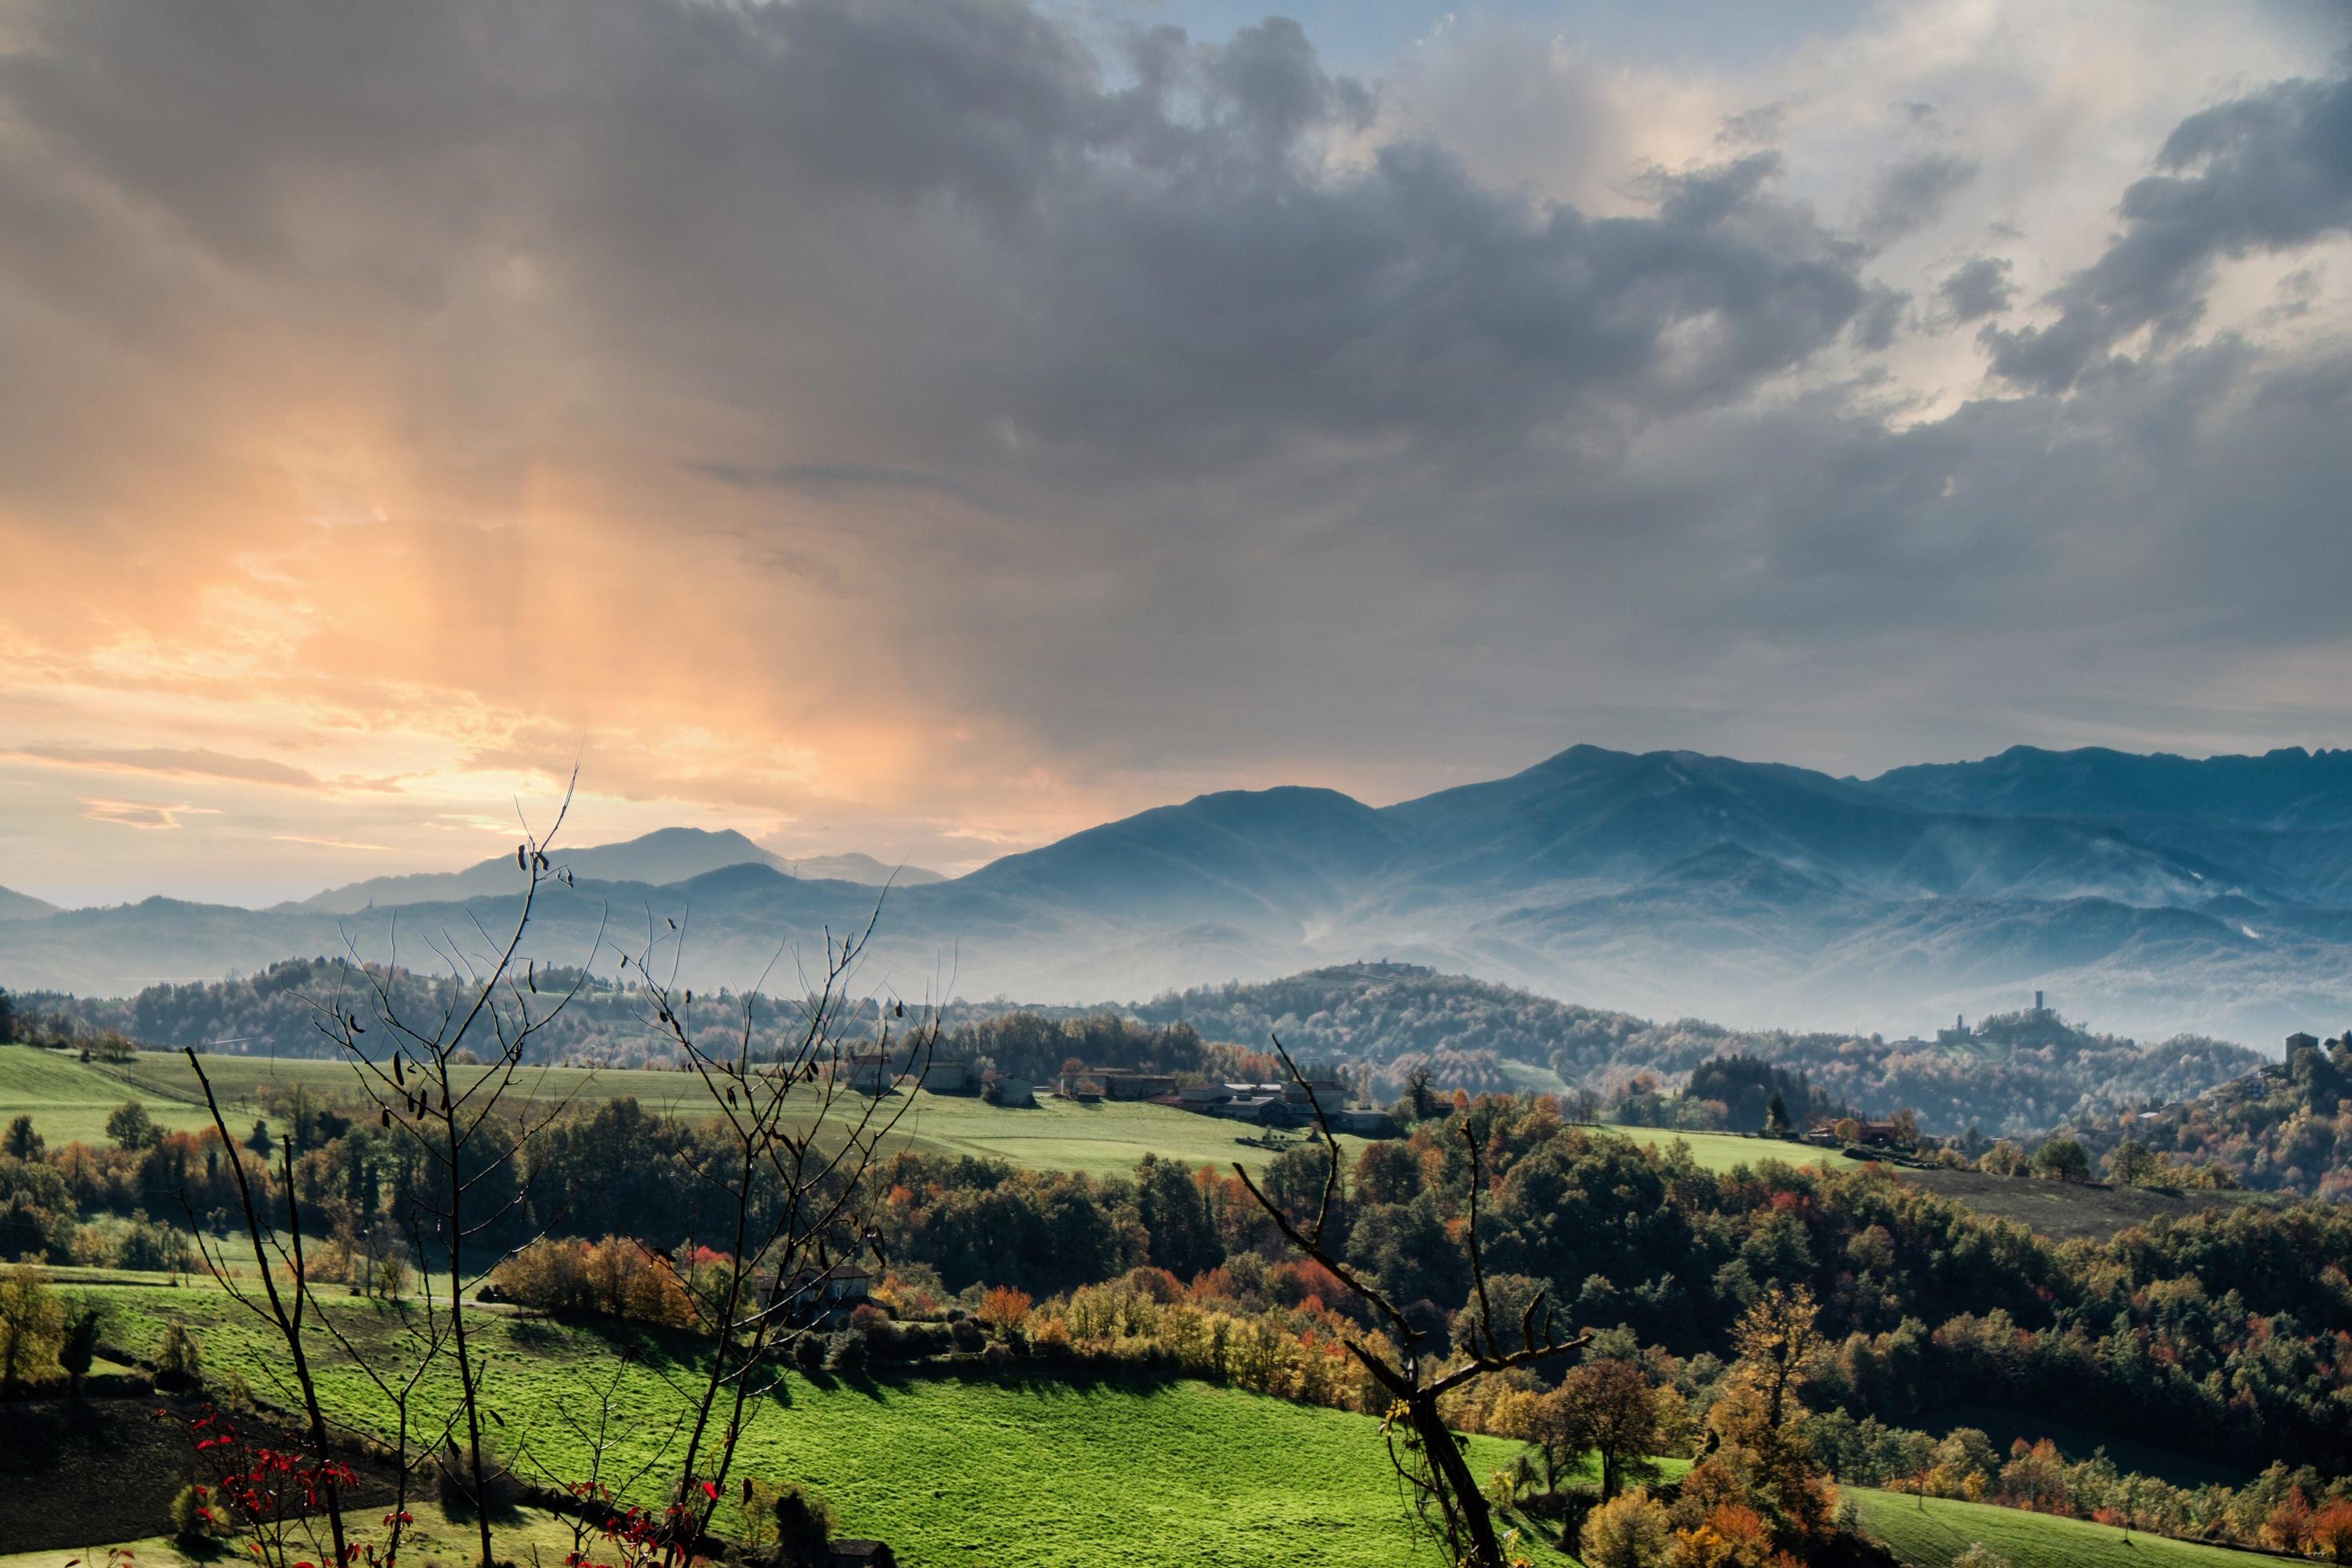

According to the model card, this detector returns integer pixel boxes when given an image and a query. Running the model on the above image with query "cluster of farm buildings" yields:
[830,1048,1395,1135]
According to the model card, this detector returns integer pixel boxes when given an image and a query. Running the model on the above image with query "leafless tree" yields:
[1234,1038,1586,1568]
[307,776,609,1568]
[179,1053,357,1568]
[515,1352,689,1566]
[622,895,941,1546]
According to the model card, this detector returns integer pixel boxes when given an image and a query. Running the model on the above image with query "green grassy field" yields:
[1849,1486,2281,1568]
[2,1046,1358,1181]
[0,1508,594,1568]
[98,1286,1518,1567]
[0,1045,224,1145]
[1575,1123,1842,1175]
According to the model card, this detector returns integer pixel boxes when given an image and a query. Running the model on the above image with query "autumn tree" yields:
[1558,1357,1662,1500]
[1702,1285,1836,1543]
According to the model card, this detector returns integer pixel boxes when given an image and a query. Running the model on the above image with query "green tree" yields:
[2,1114,40,1161]
[58,1296,106,1397]
[1405,1066,1440,1122]
[2108,1137,2162,1186]
[106,1100,161,1151]
[0,1265,65,1388]
[1765,1090,1793,1136]
[2035,1137,2090,1182]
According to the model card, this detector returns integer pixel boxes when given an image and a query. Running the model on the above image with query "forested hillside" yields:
[2069,1030,2352,1198]
[1124,965,2260,1135]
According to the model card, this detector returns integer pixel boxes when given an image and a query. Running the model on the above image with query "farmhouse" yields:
[921,1052,978,1093]
[1282,1077,1346,1107]
[778,1262,873,1326]
[1056,1067,1177,1101]
[842,1050,894,1094]
[982,1071,1036,1106]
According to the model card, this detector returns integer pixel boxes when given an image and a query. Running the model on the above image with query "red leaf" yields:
[700,1480,718,1501]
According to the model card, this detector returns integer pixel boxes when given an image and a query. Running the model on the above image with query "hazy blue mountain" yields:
[1866,745,2352,827]
[959,786,1407,932]
[0,884,58,921]
[18,743,2352,1044]
[1377,744,2233,903]
[302,826,790,912]
[786,852,943,886]
[1864,746,2352,904]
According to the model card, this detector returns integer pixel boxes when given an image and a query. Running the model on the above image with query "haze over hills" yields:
[299,829,940,913]
[8,742,2352,1045]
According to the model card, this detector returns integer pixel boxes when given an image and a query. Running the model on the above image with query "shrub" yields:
[154,1320,203,1390]
[822,1328,868,1372]
[170,1482,224,1546]
[1949,1548,2010,1568]
[435,1438,523,1518]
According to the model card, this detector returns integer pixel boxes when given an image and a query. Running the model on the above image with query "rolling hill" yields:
[10,743,2352,1043]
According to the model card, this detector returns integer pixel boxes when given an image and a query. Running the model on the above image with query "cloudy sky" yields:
[2,0,2350,906]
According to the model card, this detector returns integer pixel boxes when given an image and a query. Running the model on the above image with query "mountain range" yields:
[298,828,941,913]
[6,742,2352,1046]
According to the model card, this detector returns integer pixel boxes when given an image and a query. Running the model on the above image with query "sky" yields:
[2,0,2351,907]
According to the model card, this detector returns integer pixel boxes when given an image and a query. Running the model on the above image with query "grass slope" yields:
[2,1048,1352,1180]
[1578,1124,1842,1176]
[1889,1166,2259,1244]
[104,1288,1508,1567]
[1850,1487,2282,1568]
[0,1512,590,1568]
[0,1044,221,1145]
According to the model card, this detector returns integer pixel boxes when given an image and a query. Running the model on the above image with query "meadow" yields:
[96,1286,1517,1568]
[1573,1123,1842,1176]
[0,1045,223,1146]
[38,1280,2304,1568]
[1846,1487,2287,1568]
[2,1046,1360,1181]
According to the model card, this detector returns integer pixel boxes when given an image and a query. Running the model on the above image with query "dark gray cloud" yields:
[0,0,1868,488]
[1986,70,2352,390]
[1939,257,2017,322]
[1,0,2350,824]
[1852,150,1978,247]
[690,462,1008,517]
[1850,286,1910,350]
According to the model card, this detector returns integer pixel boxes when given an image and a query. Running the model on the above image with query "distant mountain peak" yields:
[0,884,59,921]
